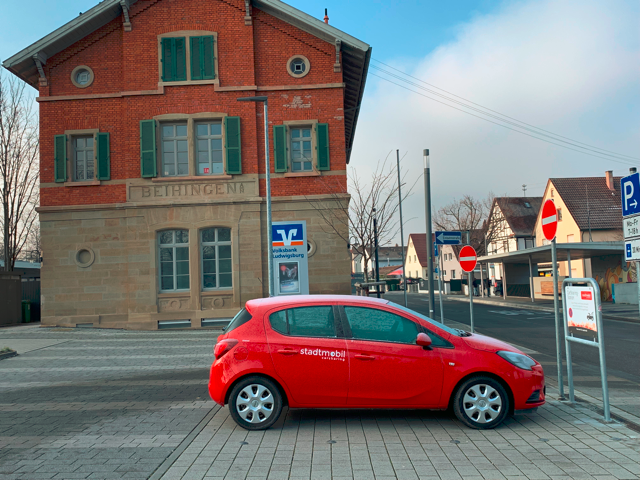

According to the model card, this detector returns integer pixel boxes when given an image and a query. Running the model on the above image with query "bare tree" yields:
[307,154,418,282]
[0,71,39,272]
[433,193,502,256]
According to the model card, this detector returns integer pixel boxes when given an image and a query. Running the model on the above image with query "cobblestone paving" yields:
[160,388,640,480]
[0,326,220,480]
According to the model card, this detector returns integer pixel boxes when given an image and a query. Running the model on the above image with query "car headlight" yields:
[497,351,536,370]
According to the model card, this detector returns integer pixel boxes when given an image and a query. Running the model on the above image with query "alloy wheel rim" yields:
[462,384,502,424]
[236,384,274,424]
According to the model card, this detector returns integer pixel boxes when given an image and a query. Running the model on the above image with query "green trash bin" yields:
[22,301,31,323]
[386,278,400,291]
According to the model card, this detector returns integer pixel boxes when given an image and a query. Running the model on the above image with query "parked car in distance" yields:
[209,295,545,430]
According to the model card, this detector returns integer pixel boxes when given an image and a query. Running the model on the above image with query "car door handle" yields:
[355,354,375,361]
[277,349,298,355]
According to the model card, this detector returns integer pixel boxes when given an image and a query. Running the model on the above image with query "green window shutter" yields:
[174,37,187,81]
[316,123,330,171]
[140,120,157,178]
[96,132,110,180]
[190,37,203,80]
[161,37,186,82]
[201,36,215,80]
[54,135,67,183]
[224,116,242,175]
[161,38,173,81]
[190,36,215,80]
[273,125,288,173]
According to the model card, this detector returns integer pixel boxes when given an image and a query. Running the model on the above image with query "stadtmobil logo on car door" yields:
[300,348,346,361]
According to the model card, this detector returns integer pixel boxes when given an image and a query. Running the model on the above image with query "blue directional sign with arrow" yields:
[435,231,462,245]
[621,172,640,218]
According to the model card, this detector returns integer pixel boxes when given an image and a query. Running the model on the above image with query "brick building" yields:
[3,0,370,329]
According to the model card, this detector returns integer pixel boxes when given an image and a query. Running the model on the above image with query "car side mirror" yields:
[416,332,432,349]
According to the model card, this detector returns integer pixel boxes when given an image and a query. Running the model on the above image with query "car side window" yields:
[423,328,453,348]
[268,306,336,338]
[343,306,419,344]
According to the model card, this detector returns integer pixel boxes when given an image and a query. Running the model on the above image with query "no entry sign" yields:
[541,199,558,241]
[459,245,477,273]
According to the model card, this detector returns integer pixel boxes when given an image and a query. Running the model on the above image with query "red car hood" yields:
[462,333,523,353]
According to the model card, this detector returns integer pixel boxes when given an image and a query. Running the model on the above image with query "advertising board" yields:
[272,221,309,295]
[564,285,598,342]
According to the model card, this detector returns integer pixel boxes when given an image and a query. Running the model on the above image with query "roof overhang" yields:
[2,0,371,164]
[478,242,624,265]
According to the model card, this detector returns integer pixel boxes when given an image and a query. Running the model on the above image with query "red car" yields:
[209,295,544,430]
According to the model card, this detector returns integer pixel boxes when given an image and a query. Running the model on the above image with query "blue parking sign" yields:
[621,173,640,218]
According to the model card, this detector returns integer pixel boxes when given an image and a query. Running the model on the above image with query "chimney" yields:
[324,8,329,24]
[605,170,614,191]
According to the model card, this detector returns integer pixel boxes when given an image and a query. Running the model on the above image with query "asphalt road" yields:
[385,292,640,396]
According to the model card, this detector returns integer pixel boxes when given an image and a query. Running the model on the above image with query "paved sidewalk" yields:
[157,385,640,480]
[444,295,639,322]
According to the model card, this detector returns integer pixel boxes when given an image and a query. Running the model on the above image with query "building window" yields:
[286,55,310,79]
[73,136,94,181]
[567,234,574,243]
[159,230,190,292]
[443,270,447,277]
[196,121,223,175]
[290,127,313,172]
[452,270,456,279]
[70,65,94,88]
[551,189,554,197]
[161,124,188,176]
[159,33,217,84]
[557,208,563,221]
[201,228,232,290]
[414,255,417,262]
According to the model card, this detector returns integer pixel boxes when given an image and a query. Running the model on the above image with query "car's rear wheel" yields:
[453,376,509,429]
[228,376,283,430]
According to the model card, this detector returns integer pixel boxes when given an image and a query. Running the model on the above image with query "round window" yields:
[70,66,94,88]
[75,69,90,85]
[286,55,310,78]
[75,247,95,267]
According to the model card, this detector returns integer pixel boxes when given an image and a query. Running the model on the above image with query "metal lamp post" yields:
[237,96,273,297]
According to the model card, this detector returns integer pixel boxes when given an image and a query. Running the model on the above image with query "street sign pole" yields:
[396,149,408,307]
[438,252,444,324]
[423,149,435,318]
[459,239,477,334]
[551,237,565,400]
[467,231,474,333]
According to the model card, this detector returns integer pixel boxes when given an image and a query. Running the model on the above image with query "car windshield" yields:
[387,302,461,336]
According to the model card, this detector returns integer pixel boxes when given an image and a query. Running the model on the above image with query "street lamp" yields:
[237,96,273,297]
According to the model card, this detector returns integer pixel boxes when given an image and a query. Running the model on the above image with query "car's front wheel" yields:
[453,376,509,429]
[228,376,283,430]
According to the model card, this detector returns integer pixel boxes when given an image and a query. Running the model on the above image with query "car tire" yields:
[228,376,283,430]
[453,376,509,429]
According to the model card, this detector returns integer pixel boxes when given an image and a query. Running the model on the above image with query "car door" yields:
[341,304,444,407]
[264,304,349,407]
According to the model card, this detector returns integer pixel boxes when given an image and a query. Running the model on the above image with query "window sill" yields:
[64,180,101,187]
[284,171,321,178]
[152,175,234,182]
[201,290,233,295]
[158,291,191,298]
[159,79,220,87]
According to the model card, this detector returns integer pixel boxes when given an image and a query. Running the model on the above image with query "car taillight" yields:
[214,339,238,359]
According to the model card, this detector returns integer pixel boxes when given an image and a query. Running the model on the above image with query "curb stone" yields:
[0,350,18,361]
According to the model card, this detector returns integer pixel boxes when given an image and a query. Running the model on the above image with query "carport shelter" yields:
[477,241,624,301]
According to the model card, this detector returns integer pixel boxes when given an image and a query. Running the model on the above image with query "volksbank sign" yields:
[272,221,309,295]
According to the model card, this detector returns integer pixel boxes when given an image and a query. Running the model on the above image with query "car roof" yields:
[245,294,389,311]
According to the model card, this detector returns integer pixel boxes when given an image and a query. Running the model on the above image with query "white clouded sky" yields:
[350,0,639,241]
